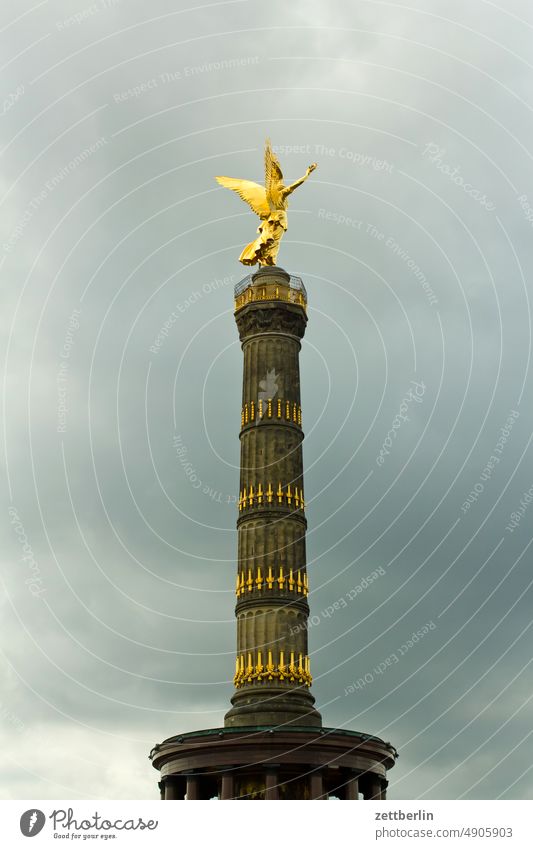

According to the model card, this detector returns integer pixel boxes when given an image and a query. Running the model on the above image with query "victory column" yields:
[150,141,397,799]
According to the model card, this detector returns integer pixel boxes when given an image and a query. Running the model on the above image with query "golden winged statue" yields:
[216,139,317,266]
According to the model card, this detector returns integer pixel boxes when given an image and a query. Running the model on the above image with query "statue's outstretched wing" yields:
[264,139,283,201]
[215,176,270,218]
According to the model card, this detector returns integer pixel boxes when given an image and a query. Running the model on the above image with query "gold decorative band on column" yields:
[238,482,305,511]
[241,399,302,427]
[234,281,307,313]
[233,650,312,688]
[235,566,309,597]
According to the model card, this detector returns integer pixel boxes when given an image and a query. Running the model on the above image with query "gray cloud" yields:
[1,0,533,800]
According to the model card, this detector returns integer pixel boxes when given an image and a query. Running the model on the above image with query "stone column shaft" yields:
[345,775,359,800]
[186,775,199,800]
[221,773,235,800]
[309,771,325,799]
[225,267,321,729]
[265,769,279,800]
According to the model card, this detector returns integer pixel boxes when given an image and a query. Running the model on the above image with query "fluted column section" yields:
[225,266,321,728]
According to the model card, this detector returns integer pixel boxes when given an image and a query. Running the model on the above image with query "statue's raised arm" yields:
[282,163,318,199]
[215,139,318,267]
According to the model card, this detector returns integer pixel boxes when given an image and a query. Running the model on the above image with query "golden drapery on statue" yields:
[215,139,317,267]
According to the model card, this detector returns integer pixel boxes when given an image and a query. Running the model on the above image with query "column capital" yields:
[235,301,307,342]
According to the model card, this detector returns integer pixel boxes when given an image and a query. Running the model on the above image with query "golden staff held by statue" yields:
[216,139,317,267]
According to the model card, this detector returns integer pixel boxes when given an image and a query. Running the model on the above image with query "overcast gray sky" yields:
[1,0,533,800]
